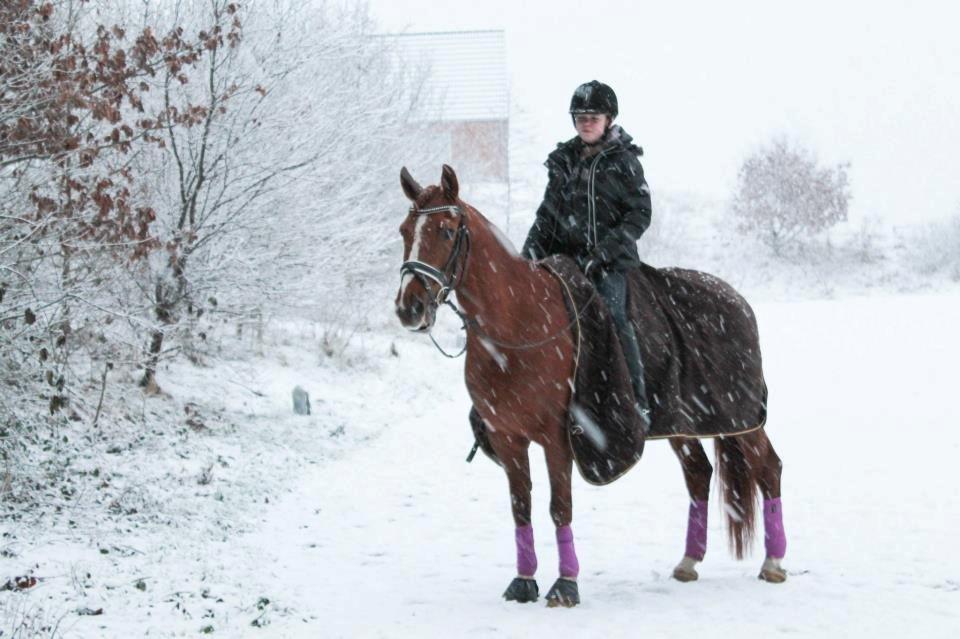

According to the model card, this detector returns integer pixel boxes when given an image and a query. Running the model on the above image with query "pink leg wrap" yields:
[685,499,708,560]
[515,524,537,577]
[556,525,579,579]
[763,497,787,558]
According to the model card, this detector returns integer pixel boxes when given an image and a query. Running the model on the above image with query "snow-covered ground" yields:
[3,287,959,637]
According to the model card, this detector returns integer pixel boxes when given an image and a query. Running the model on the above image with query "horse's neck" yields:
[457,209,546,339]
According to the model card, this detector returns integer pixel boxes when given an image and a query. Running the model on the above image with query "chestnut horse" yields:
[394,165,787,607]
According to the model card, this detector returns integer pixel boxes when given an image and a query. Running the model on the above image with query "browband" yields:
[410,205,461,215]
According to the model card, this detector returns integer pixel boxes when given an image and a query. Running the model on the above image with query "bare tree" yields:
[108,1,437,390]
[1,0,439,420]
[732,137,851,255]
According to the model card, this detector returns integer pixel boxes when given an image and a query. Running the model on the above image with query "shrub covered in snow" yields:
[732,137,851,256]
[904,213,960,282]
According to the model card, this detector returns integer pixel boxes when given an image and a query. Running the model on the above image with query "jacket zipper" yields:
[587,148,609,249]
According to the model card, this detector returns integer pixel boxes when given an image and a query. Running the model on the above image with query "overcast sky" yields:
[366,0,960,225]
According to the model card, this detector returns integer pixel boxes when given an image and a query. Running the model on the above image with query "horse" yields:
[394,165,787,608]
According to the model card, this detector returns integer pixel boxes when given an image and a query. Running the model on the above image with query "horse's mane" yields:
[413,185,519,257]
[463,202,520,258]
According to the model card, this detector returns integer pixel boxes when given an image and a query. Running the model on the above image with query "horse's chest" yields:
[465,346,573,427]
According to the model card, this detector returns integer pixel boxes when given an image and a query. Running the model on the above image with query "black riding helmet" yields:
[569,80,618,124]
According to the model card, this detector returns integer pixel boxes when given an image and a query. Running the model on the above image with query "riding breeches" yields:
[593,270,648,408]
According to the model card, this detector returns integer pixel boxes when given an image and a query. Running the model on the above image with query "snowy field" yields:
[3,287,959,637]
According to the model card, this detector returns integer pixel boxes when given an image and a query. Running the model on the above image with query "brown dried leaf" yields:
[1,576,37,591]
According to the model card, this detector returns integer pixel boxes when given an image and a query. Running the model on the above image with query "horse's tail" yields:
[714,436,758,560]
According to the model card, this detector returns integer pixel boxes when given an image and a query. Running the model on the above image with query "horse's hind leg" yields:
[741,429,787,583]
[669,438,712,582]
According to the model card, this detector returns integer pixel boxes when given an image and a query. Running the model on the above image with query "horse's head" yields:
[395,164,467,332]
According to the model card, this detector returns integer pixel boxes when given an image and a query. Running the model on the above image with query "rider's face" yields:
[574,113,610,144]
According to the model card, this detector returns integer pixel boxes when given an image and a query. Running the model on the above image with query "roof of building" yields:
[377,30,509,122]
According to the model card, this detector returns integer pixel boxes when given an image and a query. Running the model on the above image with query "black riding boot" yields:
[618,321,651,426]
[595,271,651,428]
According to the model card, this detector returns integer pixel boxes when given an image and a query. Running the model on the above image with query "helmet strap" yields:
[590,119,614,146]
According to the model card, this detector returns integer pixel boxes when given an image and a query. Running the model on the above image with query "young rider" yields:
[522,80,652,422]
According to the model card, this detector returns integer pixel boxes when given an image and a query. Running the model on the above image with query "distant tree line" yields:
[643,134,960,293]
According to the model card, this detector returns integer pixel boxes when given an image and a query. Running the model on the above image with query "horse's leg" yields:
[542,436,580,607]
[741,429,787,583]
[668,438,712,582]
[490,435,540,603]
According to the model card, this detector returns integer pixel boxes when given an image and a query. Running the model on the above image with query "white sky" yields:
[366,0,960,225]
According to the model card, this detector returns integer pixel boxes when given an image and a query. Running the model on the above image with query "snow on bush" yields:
[905,212,960,282]
[732,136,851,256]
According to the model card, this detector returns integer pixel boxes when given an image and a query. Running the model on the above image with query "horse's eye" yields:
[442,227,456,241]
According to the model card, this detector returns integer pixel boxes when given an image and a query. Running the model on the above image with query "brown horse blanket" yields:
[626,262,768,440]
[469,256,767,486]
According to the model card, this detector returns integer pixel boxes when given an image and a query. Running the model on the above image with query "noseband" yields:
[399,205,470,307]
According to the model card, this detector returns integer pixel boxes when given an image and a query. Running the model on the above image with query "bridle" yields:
[399,202,598,359]
[399,204,470,307]
[399,204,472,356]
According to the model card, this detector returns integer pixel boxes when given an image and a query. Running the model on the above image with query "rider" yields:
[522,80,652,422]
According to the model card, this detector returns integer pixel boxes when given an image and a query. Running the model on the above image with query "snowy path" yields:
[6,291,957,637]
[243,291,959,637]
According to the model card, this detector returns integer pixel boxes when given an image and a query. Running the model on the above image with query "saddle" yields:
[470,256,768,486]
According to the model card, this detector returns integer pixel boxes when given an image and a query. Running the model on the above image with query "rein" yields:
[453,286,596,352]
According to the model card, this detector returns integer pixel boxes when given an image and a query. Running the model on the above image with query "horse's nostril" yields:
[411,299,424,316]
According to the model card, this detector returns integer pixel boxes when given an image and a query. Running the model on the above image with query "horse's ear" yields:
[400,166,422,202]
[441,164,459,201]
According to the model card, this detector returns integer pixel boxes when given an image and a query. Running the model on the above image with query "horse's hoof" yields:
[672,556,700,582]
[545,577,580,608]
[759,568,787,583]
[503,577,539,603]
[758,557,787,583]
[673,566,699,582]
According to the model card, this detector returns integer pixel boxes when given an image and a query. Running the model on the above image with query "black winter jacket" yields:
[521,125,652,271]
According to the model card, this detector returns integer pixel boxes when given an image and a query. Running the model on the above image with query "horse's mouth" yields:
[408,308,437,333]
[411,318,436,333]
[400,314,434,333]
[396,299,435,332]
